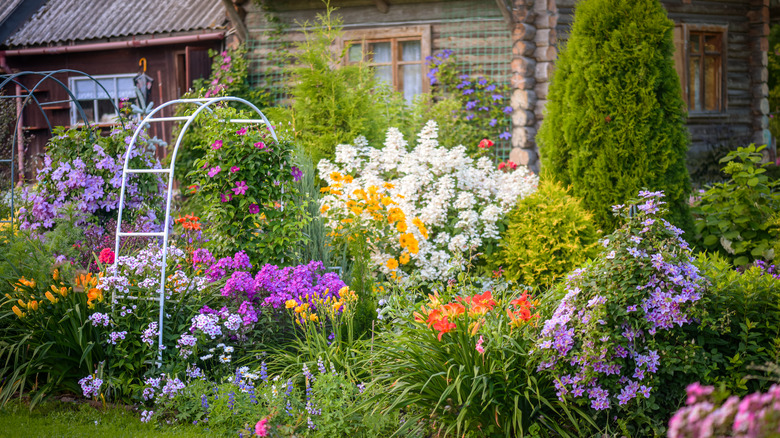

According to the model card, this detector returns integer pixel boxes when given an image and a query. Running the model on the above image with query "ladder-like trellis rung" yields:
[125,168,171,174]
[144,116,190,122]
[226,118,269,124]
[117,231,165,237]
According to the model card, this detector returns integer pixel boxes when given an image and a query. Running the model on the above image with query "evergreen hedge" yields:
[538,0,693,232]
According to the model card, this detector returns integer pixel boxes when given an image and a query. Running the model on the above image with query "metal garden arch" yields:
[113,96,278,365]
[0,69,125,225]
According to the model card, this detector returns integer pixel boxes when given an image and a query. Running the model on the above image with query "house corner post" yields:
[509,0,557,173]
[749,0,772,156]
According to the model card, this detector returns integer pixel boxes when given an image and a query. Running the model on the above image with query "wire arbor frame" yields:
[0,69,126,224]
[113,96,278,366]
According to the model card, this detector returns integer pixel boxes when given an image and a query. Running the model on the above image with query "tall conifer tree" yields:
[538,0,693,232]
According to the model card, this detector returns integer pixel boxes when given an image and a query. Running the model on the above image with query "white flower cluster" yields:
[318,121,538,281]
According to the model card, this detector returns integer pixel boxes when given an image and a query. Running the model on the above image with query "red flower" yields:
[478,139,494,149]
[498,162,506,170]
[432,316,456,340]
[98,248,115,264]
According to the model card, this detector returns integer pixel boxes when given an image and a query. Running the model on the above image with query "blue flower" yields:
[465,100,478,110]
[463,88,475,95]
[489,118,497,127]
[502,106,513,114]
[499,131,512,140]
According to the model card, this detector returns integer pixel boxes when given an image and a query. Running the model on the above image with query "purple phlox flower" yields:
[233,180,249,195]
[638,190,665,199]
[588,386,611,410]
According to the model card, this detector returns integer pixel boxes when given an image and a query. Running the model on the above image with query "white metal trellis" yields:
[113,97,278,366]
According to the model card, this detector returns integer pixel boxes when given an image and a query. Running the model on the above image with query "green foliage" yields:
[538,0,692,233]
[769,24,780,140]
[0,257,103,408]
[186,106,308,265]
[280,6,394,164]
[0,400,214,438]
[693,144,780,266]
[371,278,589,437]
[486,180,601,288]
[693,253,780,396]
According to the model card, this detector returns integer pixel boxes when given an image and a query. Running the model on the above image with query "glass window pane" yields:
[73,80,96,100]
[689,57,700,111]
[97,100,118,124]
[402,64,422,103]
[75,100,95,123]
[374,65,392,85]
[117,77,136,99]
[689,34,700,54]
[369,42,391,63]
[348,44,363,63]
[401,40,421,62]
[704,56,719,111]
[704,34,720,53]
[97,78,113,99]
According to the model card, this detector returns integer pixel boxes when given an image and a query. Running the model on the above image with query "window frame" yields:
[68,73,136,126]
[340,25,432,97]
[673,23,728,116]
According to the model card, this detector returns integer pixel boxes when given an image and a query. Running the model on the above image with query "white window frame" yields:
[69,73,136,126]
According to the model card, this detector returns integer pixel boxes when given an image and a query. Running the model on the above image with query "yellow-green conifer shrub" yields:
[488,180,601,288]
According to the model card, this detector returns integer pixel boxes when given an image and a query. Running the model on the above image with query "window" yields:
[69,74,136,125]
[673,24,727,113]
[343,26,431,103]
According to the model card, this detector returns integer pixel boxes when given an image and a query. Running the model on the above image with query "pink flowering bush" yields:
[669,382,780,437]
[186,106,307,265]
[536,191,706,435]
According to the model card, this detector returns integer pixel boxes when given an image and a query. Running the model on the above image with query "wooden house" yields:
[246,0,772,172]
[0,0,233,179]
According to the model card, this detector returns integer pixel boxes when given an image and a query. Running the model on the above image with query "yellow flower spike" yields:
[52,269,59,281]
[4,293,11,300]
[17,299,27,309]
[12,306,25,318]
[29,300,38,311]
[51,285,59,294]
[285,299,297,309]
[45,291,58,304]
[333,301,343,312]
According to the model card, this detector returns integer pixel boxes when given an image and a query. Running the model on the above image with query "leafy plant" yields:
[538,0,693,233]
[536,191,706,436]
[371,280,589,437]
[693,144,780,266]
[693,253,780,395]
[186,106,308,265]
[486,179,601,288]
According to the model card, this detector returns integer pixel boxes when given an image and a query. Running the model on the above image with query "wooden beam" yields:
[495,0,513,27]
[221,0,248,43]
[375,0,389,13]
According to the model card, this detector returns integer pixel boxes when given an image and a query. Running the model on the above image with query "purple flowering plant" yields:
[18,124,164,232]
[426,50,512,157]
[535,191,706,432]
[186,106,307,266]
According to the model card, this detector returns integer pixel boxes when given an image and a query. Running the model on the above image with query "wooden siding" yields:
[3,41,218,176]
[554,0,760,162]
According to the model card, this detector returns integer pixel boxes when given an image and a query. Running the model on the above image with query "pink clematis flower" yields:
[233,181,249,195]
[230,166,240,173]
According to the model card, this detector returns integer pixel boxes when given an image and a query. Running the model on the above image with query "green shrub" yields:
[279,7,396,164]
[538,0,692,233]
[693,144,780,266]
[486,179,600,288]
[694,253,780,395]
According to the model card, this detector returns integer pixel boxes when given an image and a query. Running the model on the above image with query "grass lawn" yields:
[0,400,219,438]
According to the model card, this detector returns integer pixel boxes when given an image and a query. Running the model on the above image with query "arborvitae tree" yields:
[538,0,693,232]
